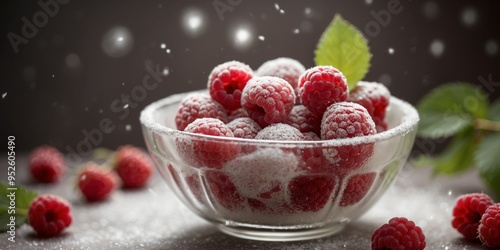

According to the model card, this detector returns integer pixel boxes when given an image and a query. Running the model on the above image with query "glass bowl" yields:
[140,89,419,242]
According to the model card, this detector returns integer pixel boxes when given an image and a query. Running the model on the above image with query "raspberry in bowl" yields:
[140,73,419,241]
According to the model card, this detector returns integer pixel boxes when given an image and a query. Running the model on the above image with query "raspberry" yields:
[339,172,376,207]
[371,217,426,250]
[227,117,262,139]
[78,163,118,202]
[321,102,376,168]
[348,82,390,132]
[302,132,321,141]
[298,66,348,116]
[286,105,321,134]
[168,164,206,205]
[241,76,296,127]
[175,94,228,131]
[452,193,494,240]
[28,194,72,237]
[255,123,305,141]
[208,60,253,111]
[205,170,243,210]
[479,203,500,248]
[29,145,66,183]
[177,118,240,168]
[256,57,305,102]
[288,174,336,212]
[228,107,249,121]
[115,145,153,188]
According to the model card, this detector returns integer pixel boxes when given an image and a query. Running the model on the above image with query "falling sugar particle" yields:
[101,26,134,58]
[99,109,103,114]
[162,67,170,76]
[461,7,477,27]
[124,104,129,109]
[430,39,445,57]
[84,107,89,111]
[166,49,171,54]
[293,29,300,34]
[274,3,279,10]
[258,35,265,41]
[485,40,498,56]
[280,9,285,14]
[422,1,439,20]
[2,93,6,99]
[125,124,132,131]
[388,48,395,54]
[122,82,125,86]
[304,7,311,15]
[52,74,55,78]
[365,0,373,4]
[160,43,166,49]
[65,53,81,68]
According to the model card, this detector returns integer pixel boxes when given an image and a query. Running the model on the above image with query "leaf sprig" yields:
[0,183,38,232]
[415,82,500,198]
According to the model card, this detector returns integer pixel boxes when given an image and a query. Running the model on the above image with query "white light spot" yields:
[430,39,445,57]
[65,53,81,68]
[304,7,312,15]
[122,82,125,86]
[125,124,132,131]
[52,74,55,78]
[378,74,392,86]
[485,40,498,56]
[2,93,7,99]
[293,28,300,34]
[101,26,134,57]
[166,49,171,54]
[422,1,439,20]
[274,3,280,11]
[99,109,103,114]
[258,35,265,41]
[388,48,395,54]
[160,43,166,49]
[124,104,129,109]
[461,7,477,27]
[236,29,250,43]
[365,0,373,5]
[162,67,170,76]
[182,9,206,37]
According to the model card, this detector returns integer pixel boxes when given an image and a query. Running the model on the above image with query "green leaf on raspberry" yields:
[417,82,489,139]
[475,133,500,199]
[314,14,371,90]
[414,128,476,175]
[0,183,38,232]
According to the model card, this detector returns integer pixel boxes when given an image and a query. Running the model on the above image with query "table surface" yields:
[0,153,493,250]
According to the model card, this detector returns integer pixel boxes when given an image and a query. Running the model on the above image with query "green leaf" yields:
[0,183,38,232]
[417,82,489,138]
[314,14,371,90]
[476,133,500,199]
[489,99,500,121]
[414,128,476,175]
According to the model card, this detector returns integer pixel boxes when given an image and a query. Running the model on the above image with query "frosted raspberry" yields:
[205,170,243,210]
[177,118,240,169]
[175,94,228,131]
[256,57,305,102]
[321,102,376,169]
[286,105,321,134]
[28,194,72,237]
[255,123,305,141]
[298,66,348,116]
[241,76,296,127]
[302,132,321,141]
[479,203,500,248]
[115,145,153,188]
[227,117,262,139]
[339,172,376,207]
[371,217,426,250]
[348,82,390,132]
[208,60,253,111]
[228,108,249,121]
[29,145,66,183]
[288,174,336,212]
[452,193,494,240]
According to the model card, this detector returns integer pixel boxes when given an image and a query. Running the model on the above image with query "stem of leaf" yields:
[475,118,500,132]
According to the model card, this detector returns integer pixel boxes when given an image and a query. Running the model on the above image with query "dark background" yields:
[1,0,499,154]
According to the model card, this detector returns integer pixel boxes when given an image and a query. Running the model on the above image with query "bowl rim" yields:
[140,89,419,147]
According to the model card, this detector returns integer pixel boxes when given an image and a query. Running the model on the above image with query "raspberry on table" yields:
[28,194,72,237]
[78,163,118,202]
[479,203,500,248]
[29,145,66,183]
[288,174,336,212]
[371,217,426,250]
[176,118,240,169]
[115,145,153,189]
[227,117,262,139]
[208,60,254,111]
[286,105,321,135]
[321,102,376,169]
[347,81,391,132]
[255,123,305,141]
[256,57,305,102]
[241,76,296,127]
[298,65,348,116]
[339,172,376,207]
[175,93,228,131]
[452,193,495,240]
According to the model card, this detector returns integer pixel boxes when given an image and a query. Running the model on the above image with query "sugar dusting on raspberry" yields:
[255,123,305,141]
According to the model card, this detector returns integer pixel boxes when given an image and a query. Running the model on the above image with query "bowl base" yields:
[217,222,345,242]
